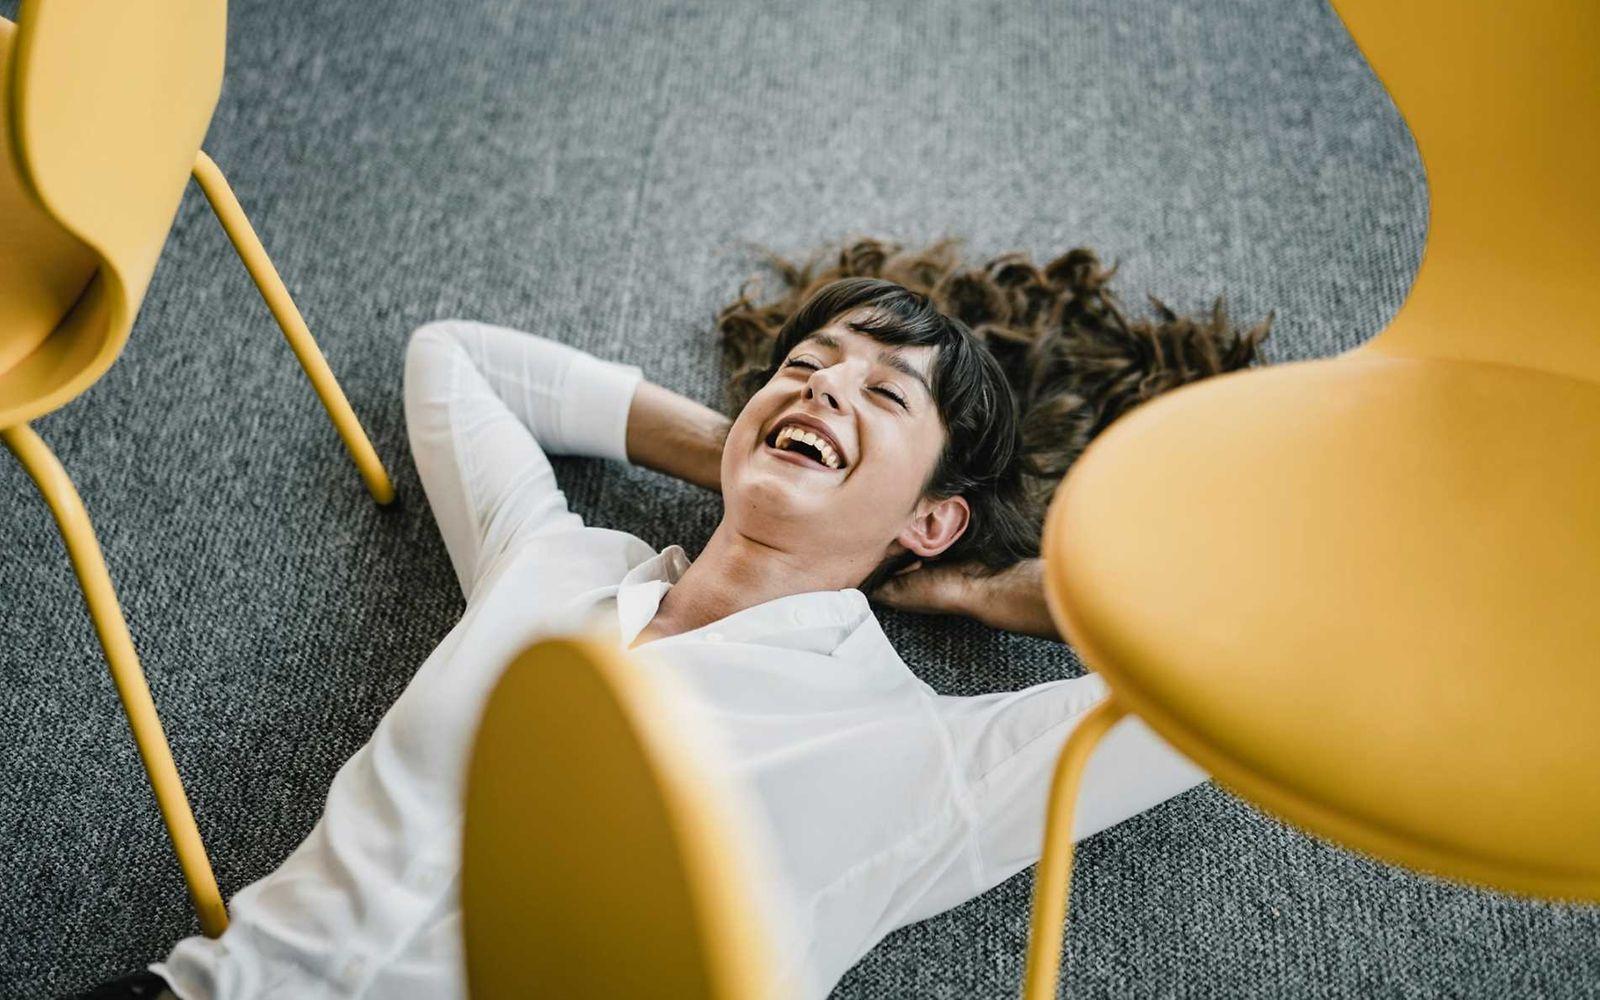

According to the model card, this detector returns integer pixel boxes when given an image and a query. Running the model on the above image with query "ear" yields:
[896,494,970,559]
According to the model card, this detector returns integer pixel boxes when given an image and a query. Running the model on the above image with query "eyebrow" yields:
[796,329,933,401]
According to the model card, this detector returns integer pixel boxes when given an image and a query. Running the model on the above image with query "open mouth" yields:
[763,424,846,472]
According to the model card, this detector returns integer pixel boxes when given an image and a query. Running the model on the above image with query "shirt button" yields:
[340,956,367,986]
[703,631,724,643]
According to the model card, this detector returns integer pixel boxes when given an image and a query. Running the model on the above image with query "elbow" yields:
[404,320,473,414]
[406,318,469,361]
[405,318,480,386]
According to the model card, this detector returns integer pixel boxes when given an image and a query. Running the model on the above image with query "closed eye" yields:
[782,358,909,410]
[874,386,908,408]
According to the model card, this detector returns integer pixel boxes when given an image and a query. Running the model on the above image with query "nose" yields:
[804,362,850,412]
[804,384,840,410]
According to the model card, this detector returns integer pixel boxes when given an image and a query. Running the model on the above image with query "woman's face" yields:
[720,308,971,588]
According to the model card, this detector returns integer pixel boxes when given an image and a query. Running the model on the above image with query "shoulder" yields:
[471,526,662,607]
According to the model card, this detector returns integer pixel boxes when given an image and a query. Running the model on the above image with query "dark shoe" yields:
[68,969,171,1000]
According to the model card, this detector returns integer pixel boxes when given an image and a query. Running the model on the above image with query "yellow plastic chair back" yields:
[0,0,225,428]
[463,633,790,1000]
[0,17,94,375]
[1348,1,1600,381]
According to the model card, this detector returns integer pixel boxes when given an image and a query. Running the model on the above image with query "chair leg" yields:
[1021,695,1128,1000]
[2,423,229,938]
[190,150,396,506]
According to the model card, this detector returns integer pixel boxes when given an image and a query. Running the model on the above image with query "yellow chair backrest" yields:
[1,0,226,429]
[1339,0,1600,383]
[8,0,225,310]
[463,633,789,1000]
[0,16,95,374]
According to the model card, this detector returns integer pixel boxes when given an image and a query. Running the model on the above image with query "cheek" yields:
[727,415,752,454]
[849,431,937,518]
[721,400,781,490]
[845,446,924,512]
[874,419,941,481]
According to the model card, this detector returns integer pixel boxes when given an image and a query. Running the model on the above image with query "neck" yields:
[646,520,863,640]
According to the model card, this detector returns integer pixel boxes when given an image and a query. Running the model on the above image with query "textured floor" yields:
[2,0,1597,997]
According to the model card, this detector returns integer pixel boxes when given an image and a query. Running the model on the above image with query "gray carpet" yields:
[2,0,1595,997]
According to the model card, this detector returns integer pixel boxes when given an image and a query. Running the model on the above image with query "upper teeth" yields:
[774,424,841,469]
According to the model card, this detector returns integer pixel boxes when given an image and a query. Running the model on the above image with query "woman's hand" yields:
[869,557,1062,642]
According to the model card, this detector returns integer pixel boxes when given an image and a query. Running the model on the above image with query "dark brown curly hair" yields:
[713,234,1275,594]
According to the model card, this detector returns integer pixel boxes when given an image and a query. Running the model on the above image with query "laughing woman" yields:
[136,236,1272,999]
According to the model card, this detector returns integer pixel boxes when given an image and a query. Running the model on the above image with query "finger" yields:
[872,576,914,600]
[877,576,937,607]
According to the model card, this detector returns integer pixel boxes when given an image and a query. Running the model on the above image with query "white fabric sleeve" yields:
[402,319,644,600]
[923,673,1209,914]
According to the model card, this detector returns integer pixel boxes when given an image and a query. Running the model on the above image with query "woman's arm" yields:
[624,380,730,494]
[869,557,1062,641]
[929,677,1207,911]
[405,318,730,599]
[404,319,645,599]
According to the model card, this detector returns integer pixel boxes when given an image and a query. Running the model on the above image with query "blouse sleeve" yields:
[933,673,1209,906]
[402,318,644,602]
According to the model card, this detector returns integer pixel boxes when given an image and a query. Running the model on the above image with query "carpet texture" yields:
[2,0,1596,997]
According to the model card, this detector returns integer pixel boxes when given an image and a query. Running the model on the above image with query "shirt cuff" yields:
[562,351,644,464]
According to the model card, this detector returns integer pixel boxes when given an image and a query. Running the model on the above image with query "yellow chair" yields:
[463,632,788,1000]
[1022,0,1600,996]
[2,2,394,936]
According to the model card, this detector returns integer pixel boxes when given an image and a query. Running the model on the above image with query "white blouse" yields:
[152,319,1207,1000]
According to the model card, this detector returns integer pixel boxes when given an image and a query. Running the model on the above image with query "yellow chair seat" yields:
[0,276,117,428]
[1043,351,1600,900]
[0,165,96,381]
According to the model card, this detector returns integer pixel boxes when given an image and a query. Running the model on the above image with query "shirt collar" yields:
[612,544,875,652]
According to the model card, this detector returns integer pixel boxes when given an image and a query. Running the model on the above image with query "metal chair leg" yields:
[190,150,396,506]
[3,422,229,937]
[1021,695,1128,1000]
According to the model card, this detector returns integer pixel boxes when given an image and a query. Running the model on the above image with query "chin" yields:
[725,466,834,525]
